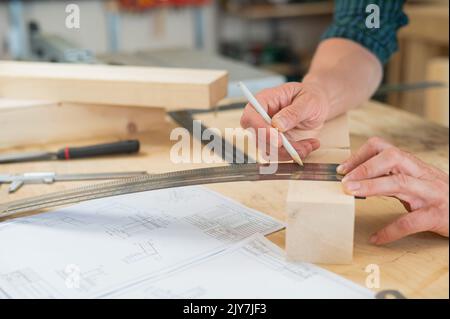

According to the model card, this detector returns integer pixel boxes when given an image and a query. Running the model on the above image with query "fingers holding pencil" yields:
[239,82,305,165]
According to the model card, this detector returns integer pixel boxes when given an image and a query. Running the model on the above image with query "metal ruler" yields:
[169,106,254,164]
[0,163,341,219]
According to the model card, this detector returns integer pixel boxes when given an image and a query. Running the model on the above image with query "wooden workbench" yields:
[0,100,448,298]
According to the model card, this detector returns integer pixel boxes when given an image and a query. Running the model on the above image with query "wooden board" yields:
[425,58,449,127]
[0,61,228,110]
[286,176,354,264]
[386,3,449,114]
[286,148,354,264]
[195,110,351,163]
[0,101,447,297]
[225,1,334,19]
[0,100,167,149]
[285,113,351,149]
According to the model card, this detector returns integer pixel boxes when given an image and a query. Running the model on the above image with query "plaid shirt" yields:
[322,0,409,64]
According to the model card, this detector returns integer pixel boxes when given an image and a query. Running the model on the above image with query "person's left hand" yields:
[339,137,449,245]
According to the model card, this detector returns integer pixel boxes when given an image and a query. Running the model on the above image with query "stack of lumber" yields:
[0,61,228,148]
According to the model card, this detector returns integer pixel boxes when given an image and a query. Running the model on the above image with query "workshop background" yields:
[0,0,448,126]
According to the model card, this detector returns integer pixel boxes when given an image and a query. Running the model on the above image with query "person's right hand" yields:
[240,82,330,161]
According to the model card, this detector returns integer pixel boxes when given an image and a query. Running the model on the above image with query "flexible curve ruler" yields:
[0,163,342,219]
[1,101,362,219]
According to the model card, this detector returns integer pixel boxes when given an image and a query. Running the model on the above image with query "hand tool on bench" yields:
[0,171,148,193]
[0,140,140,164]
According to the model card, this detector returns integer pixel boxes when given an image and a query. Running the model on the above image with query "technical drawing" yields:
[142,286,207,299]
[0,187,284,299]
[56,265,108,295]
[0,268,60,299]
[122,240,161,264]
[183,204,281,243]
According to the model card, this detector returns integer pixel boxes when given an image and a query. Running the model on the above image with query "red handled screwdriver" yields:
[0,140,140,164]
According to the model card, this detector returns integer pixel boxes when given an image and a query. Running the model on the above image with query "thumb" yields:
[370,208,435,245]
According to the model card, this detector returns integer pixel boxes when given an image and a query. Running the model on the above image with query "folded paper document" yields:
[0,186,372,299]
[0,186,283,298]
[109,234,373,299]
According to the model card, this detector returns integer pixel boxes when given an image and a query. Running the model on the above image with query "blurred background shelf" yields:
[225,1,334,19]
[0,0,448,126]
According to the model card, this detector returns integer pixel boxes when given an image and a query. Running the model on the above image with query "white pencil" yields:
[238,82,304,166]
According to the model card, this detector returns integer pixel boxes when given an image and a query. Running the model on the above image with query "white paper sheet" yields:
[0,186,284,298]
[109,234,374,299]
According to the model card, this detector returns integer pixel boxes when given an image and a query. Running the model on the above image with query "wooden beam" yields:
[285,113,350,149]
[285,114,354,264]
[0,61,228,110]
[0,100,167,149]
[225,1,334,19]
[401,4,449,46]
[425,58,449,127]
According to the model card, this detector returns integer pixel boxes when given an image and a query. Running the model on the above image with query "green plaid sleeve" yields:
[321,0,408,64]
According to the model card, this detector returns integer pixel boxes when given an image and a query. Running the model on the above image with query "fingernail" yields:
[344,181,360,193]
[336,164,346,174]
[370,234,378,244]
[272,116,288,132]
[341,172,354,183]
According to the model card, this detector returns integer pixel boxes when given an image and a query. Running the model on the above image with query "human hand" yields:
[339,137,449,245]
[240,82,329,160]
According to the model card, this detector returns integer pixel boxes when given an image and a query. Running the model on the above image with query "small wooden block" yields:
[286,179,355,264]
[285,113,350,149]
[303,147,350,164]
[0,61,228,110]
[0,100,167,149]
[285,113,354,264]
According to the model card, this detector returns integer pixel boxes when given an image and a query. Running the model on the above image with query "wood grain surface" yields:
[0,100,448,298]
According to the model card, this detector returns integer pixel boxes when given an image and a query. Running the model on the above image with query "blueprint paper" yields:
[0,186,284,298]
[110,234,374,299]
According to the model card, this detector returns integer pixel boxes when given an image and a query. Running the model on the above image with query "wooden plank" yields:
[225,1,334,19]
[425,58,449,127]
[0,101,447,297]
[400,40,443,116]
[285,113,354,264]
[388,3,449,114]
[286,175,354,265]
[401,4,449,46]
[0,100,167,149]
[285,113,351,149]
[0,61,228,110]
[304,147,350,164]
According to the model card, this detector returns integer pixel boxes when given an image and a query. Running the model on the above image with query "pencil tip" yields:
[293,154,304,166]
